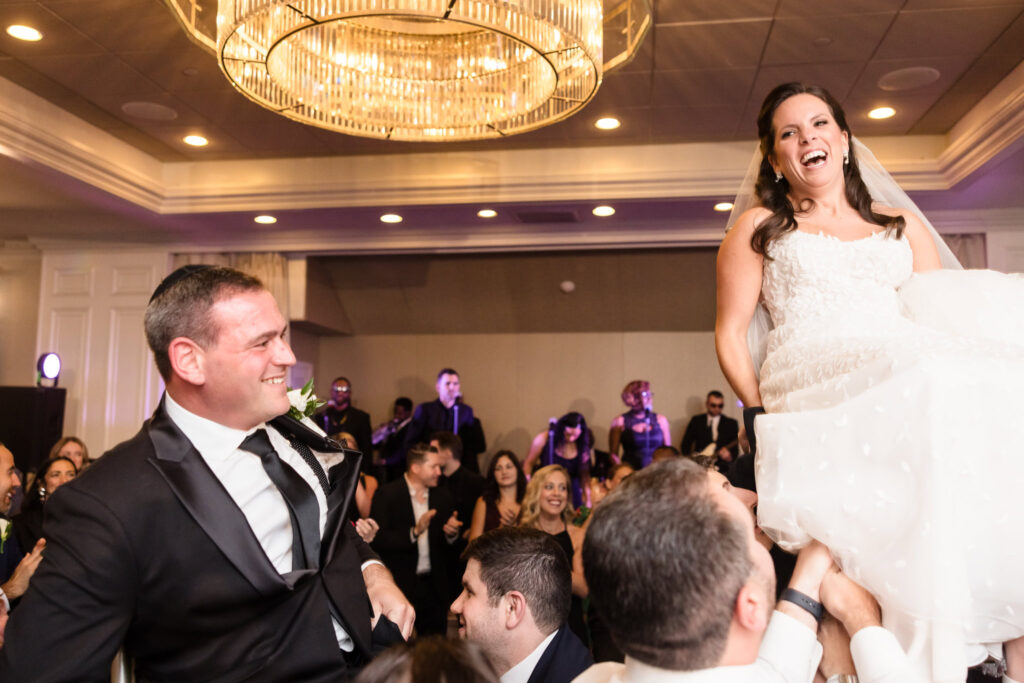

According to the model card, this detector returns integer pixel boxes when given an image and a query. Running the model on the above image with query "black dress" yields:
[551,526,587,647]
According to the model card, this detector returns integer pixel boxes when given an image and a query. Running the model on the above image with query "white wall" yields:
[36,249,169,453]
[315,331,739,469]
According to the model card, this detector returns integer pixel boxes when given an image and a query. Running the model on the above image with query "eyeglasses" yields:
[708,402,724,408]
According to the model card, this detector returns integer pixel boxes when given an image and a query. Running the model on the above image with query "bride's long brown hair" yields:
[751,82,905,257]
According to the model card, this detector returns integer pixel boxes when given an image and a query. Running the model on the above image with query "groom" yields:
[0,265,412,681]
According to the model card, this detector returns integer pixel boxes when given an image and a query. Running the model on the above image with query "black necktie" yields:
[240,429,320,570]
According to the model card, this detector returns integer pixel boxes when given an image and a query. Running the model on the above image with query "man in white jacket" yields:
[574,459,923,683]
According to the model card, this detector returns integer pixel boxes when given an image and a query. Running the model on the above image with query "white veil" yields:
[727,137,962,379]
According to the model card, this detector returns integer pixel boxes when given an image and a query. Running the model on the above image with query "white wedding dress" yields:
[753,227,1024,682]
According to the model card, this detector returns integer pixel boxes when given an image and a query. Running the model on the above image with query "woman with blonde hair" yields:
[48,436,89,473]
[517,465,586,643]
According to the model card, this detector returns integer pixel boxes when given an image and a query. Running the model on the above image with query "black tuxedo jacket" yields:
[370,478,455,599]
[527,625,593,683]
[680,413,740,458]
[318,405,373,474]
[0,402,377,682]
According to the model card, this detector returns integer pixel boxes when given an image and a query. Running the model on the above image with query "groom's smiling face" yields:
[0,445,21,516]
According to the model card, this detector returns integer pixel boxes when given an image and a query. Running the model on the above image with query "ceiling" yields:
[0,0,1023,248]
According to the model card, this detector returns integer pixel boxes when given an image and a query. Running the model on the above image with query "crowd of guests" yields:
[4,366,1004,682]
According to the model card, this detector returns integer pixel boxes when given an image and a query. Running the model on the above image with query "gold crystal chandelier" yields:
[167,0,650,142]
[216,0,603,141]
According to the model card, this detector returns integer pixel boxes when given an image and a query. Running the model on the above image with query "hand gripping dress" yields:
[753,228,1024,682]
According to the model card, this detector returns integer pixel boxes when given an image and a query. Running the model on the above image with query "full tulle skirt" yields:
[755,269,1024,682]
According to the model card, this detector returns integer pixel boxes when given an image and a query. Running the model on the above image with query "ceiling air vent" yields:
[515,210,579,224]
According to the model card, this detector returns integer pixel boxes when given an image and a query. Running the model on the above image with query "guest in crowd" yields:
[522,412,592,509]
[373,397,414,482]
[589,462,634,508]
[576,458,917,682]
[317,376,373,473]
[371,443,461,636]
[516,465,587,643]
[13,455,77,553]
[432,431,484,603]
[468,450,526,542]
[47,437,90,473]
[608,380,672,470]
[333,432,380,544]
[355,636,499,683]
[403,369,485,469]
[0,442,45,612]
[451,526,592,682]
[650,445,681,465]
[679,390,739,473]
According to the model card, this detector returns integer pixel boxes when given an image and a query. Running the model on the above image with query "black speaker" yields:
[0,386,66,473]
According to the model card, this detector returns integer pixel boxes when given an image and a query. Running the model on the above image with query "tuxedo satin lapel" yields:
[269,413,363,565]
[146,403,288,597]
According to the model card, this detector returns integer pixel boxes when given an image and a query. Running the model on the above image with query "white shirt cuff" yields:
[850,626,920,683]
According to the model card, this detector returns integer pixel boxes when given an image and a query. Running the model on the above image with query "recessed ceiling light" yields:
[380,213,403,223]
[868,107,895,120]
[183,134,208,146]
[254,215,277,224]
[6,25,42,42]
[595,117,620,130]
[477,209,497,218]
[714,202,734,212]
[592,205,615,217]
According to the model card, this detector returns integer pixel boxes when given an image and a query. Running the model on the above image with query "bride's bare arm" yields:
[715,209,766,408]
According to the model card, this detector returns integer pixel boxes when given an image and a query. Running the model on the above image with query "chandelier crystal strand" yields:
[218,0,601,140]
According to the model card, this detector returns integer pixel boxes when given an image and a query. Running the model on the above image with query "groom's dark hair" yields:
[144,266,264,380]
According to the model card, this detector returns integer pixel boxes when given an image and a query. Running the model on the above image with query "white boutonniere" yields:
[287,379,326,421]
[0,518,10,554]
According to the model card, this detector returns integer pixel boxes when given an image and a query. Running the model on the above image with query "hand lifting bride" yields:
[716,82,1024,683]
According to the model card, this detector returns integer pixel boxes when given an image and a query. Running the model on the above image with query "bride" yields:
[716,82,1024,682]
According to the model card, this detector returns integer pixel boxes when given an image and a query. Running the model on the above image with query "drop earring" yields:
[775,171,783,183]
[843,150,849,166]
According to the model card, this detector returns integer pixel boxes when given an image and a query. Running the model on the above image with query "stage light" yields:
[36,352,61,387]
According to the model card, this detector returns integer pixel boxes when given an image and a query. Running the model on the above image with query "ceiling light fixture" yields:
[868,107,896,120]
[714,202,734,212]
[592,205,615,217]
[6,25,42,41]
[183,134,209,146]
[380,214,403,224]
[595,117,620,130]
[477,209,497,218]
[215,0,604,141]
[254,215,277,224]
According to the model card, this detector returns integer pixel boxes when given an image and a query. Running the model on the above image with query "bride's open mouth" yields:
[801,149,827,168]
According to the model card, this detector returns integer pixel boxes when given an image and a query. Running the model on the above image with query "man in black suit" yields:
[680,390,740,472]
[431,431,484,603]
[0,265,412,681]
[0,442,44,614]
[318,376,373,473]
[451,526,592,682]
[371,442,461,636]
[402,369,486,469]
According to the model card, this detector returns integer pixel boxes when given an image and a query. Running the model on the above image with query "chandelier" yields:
[166,0,650,142]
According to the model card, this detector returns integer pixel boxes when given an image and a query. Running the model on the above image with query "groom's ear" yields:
[168,337,206,386]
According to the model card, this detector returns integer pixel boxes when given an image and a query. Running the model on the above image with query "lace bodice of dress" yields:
[758,229,915,411]
[762,229,913,336]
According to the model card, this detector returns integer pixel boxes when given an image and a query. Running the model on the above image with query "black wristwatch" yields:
[780,587,824,623]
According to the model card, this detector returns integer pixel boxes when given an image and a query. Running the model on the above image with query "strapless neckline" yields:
[791,228,887,244]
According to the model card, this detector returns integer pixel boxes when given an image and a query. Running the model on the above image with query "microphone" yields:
[454,393,464,405]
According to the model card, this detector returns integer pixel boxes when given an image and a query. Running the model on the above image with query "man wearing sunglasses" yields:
[680,390,739,474]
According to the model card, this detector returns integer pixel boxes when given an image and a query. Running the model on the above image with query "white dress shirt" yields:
[708,415,720,443]
[405,475,432,575]
[573,611,821,683]
[501,629,557,683]
[164,393,363,651]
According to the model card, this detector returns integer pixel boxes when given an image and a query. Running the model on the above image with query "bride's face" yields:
[770,93,849,191]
